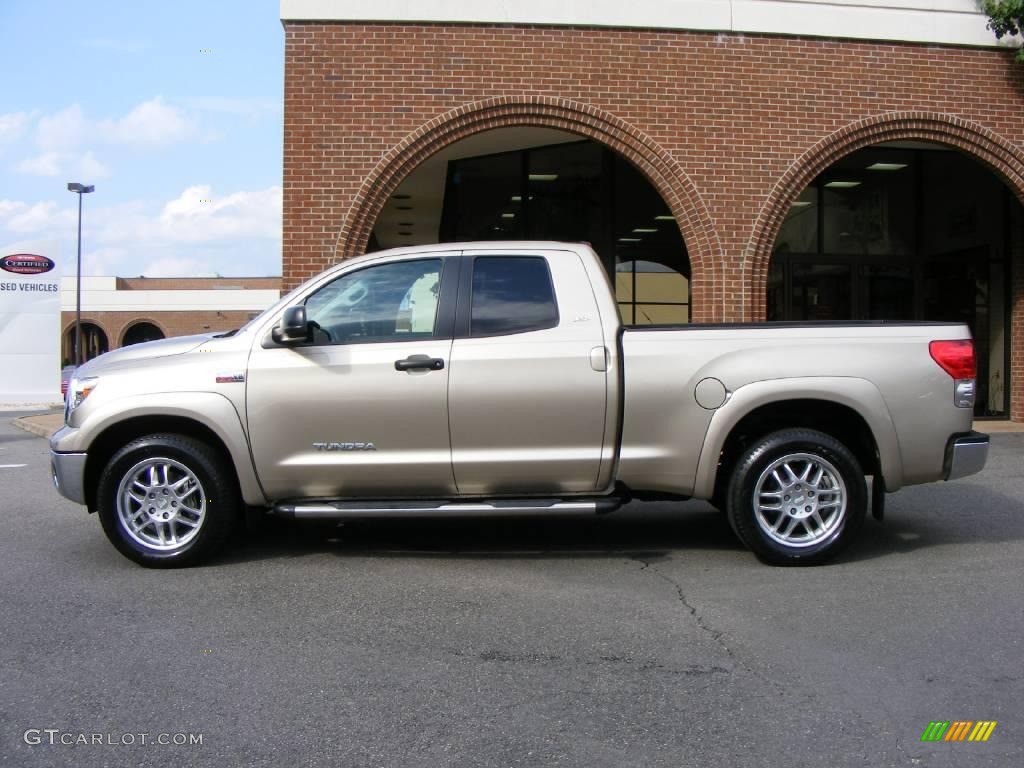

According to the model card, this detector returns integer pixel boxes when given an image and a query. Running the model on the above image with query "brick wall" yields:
[61,310,256,360]
[282,22,1024,417]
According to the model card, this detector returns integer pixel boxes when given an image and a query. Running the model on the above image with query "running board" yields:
[273,497,623,520]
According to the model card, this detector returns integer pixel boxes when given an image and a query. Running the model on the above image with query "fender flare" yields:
[692,377,903,498]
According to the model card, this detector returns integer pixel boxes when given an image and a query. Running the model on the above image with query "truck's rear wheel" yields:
[96,434,236,568]
[726,429,866,565]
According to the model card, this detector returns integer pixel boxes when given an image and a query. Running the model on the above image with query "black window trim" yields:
[455,254,561,339]
[263,256,459,348]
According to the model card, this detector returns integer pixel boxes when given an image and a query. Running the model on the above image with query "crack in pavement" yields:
[629,556,909,764]
[629,555,741,668]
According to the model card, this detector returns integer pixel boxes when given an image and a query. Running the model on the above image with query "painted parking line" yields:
[0,464,27,469]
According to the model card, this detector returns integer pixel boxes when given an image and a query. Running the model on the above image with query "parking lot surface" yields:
[1,412,1021,767]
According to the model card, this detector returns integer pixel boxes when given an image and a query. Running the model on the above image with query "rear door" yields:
[447,250,609,495]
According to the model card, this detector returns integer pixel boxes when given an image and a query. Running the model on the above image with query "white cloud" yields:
[36,104,87,153]
[0,111,33,144]
[81,37,148,53]
[14,149,111,179]
[157,185,282,242]
[78,151,110,180]
[32,98,196,156]
[16,151,61,176]
[4,201,75,234]
[100,97,196,147]
[0,185,282,277]
[0,200,28,219]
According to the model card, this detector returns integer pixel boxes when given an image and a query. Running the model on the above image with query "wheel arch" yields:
[72,393,267,511]
[694,378,903,499]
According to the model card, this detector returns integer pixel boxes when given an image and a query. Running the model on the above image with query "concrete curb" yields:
[11,414,63,439]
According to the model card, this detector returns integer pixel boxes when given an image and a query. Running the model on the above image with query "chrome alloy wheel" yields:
[116,457,206,551]
[752,452,847,548]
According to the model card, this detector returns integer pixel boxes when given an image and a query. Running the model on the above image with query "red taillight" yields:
[929,339,976,380]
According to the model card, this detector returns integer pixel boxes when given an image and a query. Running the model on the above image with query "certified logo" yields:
[0,254,55,275]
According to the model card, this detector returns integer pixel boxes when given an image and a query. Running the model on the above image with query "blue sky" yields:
[0,0,284,277]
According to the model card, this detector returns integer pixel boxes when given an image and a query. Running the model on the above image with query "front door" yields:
[246,255,459,500]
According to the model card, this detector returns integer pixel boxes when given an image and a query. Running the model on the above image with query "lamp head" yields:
[66,183,95,194]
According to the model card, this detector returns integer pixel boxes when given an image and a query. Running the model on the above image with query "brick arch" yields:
[336,96,725,321]
[745,112,1024,320]
[119,318,167,346]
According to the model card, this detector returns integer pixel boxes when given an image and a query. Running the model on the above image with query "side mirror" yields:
[271,305,310,345]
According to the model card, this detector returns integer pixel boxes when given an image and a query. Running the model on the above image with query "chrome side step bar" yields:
[273,497,623,520]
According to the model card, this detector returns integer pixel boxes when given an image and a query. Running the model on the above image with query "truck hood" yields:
[76,333,218,375]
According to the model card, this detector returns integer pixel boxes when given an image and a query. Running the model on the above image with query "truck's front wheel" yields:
[726,429,866,565]
[96,434,236,568]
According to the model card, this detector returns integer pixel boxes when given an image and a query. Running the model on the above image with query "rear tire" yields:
[726,428,866,566]
[96,433,237,568]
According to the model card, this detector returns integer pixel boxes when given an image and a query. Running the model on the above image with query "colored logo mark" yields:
[920,721,997,742]
[0,254,55,275]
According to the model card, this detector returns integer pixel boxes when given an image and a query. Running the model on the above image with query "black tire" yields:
[725,428,866,566]
[96,433,237,568]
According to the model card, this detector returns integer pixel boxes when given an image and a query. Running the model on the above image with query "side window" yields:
[303,259,443,345]
[470,257,559,336]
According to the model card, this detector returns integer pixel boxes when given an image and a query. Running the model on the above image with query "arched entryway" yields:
[122,321,165,347]
[63,322,108,365]
[368,127,691,324]
[763,139,1022,419]
[337,96,723,321]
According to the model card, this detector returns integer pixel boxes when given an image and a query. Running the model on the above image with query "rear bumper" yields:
[944,431,989,481]
[50,450,87,505]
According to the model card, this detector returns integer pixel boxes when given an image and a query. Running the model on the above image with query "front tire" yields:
[726,429,866,566]
[96,434,237,568]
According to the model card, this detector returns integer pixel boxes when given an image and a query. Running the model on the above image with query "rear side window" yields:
[470,257,559,336]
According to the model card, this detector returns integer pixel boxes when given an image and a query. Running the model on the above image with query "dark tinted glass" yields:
[471,257,558,336]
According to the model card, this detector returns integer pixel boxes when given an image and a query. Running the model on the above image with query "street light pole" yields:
[66,182,94,366]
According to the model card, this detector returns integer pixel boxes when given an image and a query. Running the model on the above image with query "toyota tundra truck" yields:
[50,242,989,567]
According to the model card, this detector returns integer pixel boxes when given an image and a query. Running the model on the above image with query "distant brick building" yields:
[60,276,280,364]
[279,0,1024,419]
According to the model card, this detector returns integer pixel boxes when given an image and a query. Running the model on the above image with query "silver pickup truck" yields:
[50,242,989,568]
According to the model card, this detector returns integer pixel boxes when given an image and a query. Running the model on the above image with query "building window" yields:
[440,139,690,325]
[122,322,165,346]
[769,145,1014,418]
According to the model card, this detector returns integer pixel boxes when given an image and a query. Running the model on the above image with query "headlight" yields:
[65,376,98,423]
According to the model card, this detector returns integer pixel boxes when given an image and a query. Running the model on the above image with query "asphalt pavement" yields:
[0,411,1021,767]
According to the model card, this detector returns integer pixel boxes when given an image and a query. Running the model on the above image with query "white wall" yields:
[281,0,1020,49]
[59,277,280,313]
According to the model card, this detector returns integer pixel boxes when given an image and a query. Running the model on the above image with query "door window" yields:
[470,257,559,336]
[304,259,443,345]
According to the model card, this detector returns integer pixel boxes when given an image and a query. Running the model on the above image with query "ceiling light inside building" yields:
[618,237,642,242]
[654,215,675,221]
[790,201,812,209]
[632,228,657,233]
[867,163,908,171]
[824,181,861,189]
[528,173,558,182]
[510,195,522,202]
[501,213,515,219]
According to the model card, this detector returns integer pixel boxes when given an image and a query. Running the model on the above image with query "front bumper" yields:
[944,431,989,481]
[50,450,87,505]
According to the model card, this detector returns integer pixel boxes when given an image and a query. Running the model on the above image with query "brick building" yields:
[60,276,281,364]
[279,0,1024,420]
